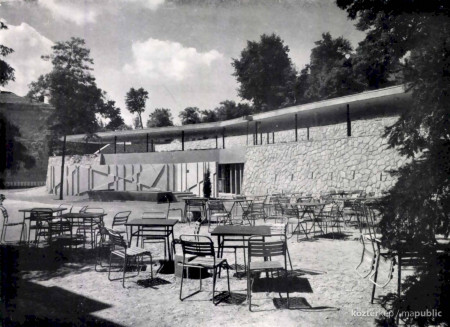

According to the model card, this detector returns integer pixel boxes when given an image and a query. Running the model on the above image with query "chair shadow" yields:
[317,232,351,240]
[252,276,314,293]
[287,268,327,277]
[273,298,339,311]
[136,277,172,289]
[214,292,247,305]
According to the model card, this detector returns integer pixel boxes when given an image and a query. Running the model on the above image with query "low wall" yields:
[46,154,217,197]
[242,117,406,196]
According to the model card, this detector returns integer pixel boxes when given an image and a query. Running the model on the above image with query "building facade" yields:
[47,85,410,197]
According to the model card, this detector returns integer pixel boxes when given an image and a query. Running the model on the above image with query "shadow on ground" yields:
[0,244,122,326]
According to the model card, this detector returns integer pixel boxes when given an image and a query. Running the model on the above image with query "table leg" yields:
[128,226,133,247]
[371,242,381,303]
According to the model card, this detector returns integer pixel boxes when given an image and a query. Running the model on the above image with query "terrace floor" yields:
[0,187,398,327]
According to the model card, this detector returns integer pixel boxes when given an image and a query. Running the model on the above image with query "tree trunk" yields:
[139,113,143,129]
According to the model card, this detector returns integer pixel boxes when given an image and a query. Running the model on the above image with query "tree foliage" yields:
[0,22,15,87]
[200,100,253,123]
[296,33,365,103]
[0,23,35,186]
[337,1,450,325]
[232,33,297,111]
[125,87,148,129]
[27,37,125,153]
[179,107,201,125]
[203,168,212,199]
[147,108,174,127]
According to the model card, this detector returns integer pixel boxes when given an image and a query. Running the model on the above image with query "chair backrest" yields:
[112,211,131,227]
[49,220,72,234]
[251,202,265,212]
[79,205,88,213]
[0,205,9,222]
[248,235,287,264]
[58,203,73,213]
[83,207,104,214]
[106,228,127,248]
[30,208,53,221]
[180,235,215,257]
[208,199,227,213]
[142,211,167,219]
[270,219,288,237]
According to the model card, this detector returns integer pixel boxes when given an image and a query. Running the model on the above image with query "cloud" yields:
[123,38,223,81]
[0,22,53,95]
[39,0,99,25]
[126,0,165,10]
[35,0,165,25]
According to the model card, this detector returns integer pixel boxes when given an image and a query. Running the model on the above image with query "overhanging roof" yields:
[65,85,410,144]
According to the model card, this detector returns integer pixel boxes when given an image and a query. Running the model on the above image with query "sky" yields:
[0,0,365,125]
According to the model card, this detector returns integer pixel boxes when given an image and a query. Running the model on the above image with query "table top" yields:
[60,212,106,218]
[219,198,248,202]
[211,225,271,236]
[296,202,324,206]
[19,208,67,213]
[126,219,178,227]
[183,197,208,202]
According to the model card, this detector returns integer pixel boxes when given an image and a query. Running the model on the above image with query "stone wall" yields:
[242,116,406,196]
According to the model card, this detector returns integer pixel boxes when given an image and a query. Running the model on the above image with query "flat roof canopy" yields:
[65,85,410,144]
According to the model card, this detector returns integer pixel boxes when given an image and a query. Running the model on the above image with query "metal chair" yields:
[141,211,169,259]
[95,226,113,271]
[48,219,84,250]
[76,207,104,248]
[184,199,207,224]
[79,205,88,213]
[247,234,290,311]
[318,201,343,237]
[166,201,184,220]
[0,205,26,244]
[243,201,266,226]
[107,228,153,288]
[207,199,230,231]
[29,208,53,245]
[179,234,231,305]
[58,203,73,213]
[111,211,131,235]
[269,219,293,270]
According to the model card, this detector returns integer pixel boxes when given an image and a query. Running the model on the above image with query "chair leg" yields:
[248,271,252,311]
[179,263,185,300]
[19,223,26,243]
[212,267,217,302]
[108,252,114,281]
[287,247,293,270]
[122,255,127,288]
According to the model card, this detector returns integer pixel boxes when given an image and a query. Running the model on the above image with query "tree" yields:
[337,1,450,325]
[297,33,364,102]
[232,33,297,111]
[27,37,124,153]
[0,22,15,86]
[97,99,126,131]
[200,109,218,123]
[179,107,201,125]
[203,168,212,198]
[201,101,254,123]
[214,100,253,121]
[125,87,148,129]
[147,108,174,127]
[0,23,35,186]
[0,113,36,187]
